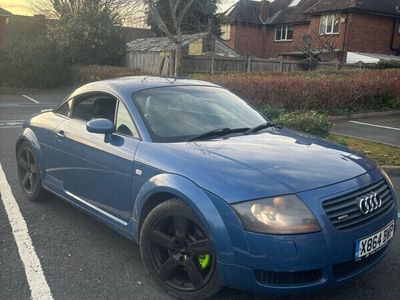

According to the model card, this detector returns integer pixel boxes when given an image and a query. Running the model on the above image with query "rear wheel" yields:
[140,199,221,299]
[17,142,49,201]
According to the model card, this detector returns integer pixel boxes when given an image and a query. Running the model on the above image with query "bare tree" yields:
[29,0,140,20]
[295,30,339,70]
[144,0,195,76]
[104,0,145,25]
[28,0,58,18]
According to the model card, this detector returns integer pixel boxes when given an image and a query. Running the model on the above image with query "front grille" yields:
[322,179,393,231]
[255,269,323,285]
[333,245,388,278]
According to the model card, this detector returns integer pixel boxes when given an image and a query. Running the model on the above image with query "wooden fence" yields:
[126,52,173,75]
[126,52,365,76]
[182,55,364,74]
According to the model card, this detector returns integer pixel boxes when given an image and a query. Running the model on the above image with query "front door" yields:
[53,93,140,223]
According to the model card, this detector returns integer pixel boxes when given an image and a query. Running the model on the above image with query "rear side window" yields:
[56,99,73,117]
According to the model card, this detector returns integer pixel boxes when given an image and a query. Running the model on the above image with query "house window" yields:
[319,14,340,34]
[220,24,230,40]
[275,26,293,41]
[289,0,301,7]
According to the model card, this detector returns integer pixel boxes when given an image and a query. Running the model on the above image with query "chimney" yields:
[259,0,271,24]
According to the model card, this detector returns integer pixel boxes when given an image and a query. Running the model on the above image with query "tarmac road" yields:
[0,91,399,300]
[332,116,400,147]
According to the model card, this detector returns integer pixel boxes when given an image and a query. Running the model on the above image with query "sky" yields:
[0,0,263,17]
[0,0,33,15]
[220,0,240,12]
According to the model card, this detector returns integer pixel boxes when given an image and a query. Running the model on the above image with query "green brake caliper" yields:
[197,254,211,270]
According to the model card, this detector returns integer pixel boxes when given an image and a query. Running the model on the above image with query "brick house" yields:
[0,7,12,43]
[220,0,400,61]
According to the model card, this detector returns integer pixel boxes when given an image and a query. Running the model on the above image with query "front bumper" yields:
[212,168,398,295]
[218,242,392,295]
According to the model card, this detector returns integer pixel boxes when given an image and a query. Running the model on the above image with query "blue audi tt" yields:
[16,77,397,299]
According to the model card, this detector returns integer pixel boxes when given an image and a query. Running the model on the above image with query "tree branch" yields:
[169,0,179,35]
[146,0,177,42]
[178,0,195,25]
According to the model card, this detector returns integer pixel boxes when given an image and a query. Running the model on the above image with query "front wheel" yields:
[17,141,49,201]
[140,199,221,299]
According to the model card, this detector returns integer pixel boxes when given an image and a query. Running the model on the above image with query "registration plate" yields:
[355,221,395,260]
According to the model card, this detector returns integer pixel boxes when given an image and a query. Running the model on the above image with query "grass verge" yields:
[328,134,400,166]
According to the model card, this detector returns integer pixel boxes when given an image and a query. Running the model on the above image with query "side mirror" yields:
[86,118,115,142]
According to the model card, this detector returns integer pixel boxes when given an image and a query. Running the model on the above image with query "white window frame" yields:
[319,14,340,35]
[275,26,293,41]
[220,24,231,41]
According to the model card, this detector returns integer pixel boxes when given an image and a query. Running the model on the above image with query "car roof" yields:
[70,76,221,99]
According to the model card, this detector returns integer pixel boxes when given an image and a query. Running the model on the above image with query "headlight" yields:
[232,195,321,234]
[379,167,394,188]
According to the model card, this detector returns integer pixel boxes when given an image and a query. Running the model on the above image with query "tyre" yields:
[17,141,49,201]
[140,198,221,299]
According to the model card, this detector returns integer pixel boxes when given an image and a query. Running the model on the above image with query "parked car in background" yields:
[16,77,397,299]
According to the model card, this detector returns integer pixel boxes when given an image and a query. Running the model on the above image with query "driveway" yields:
[332,116,400,147]
[0,91,399,300]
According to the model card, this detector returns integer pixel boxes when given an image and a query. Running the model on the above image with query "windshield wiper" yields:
[190,127,249,141]
[245,122,279,135]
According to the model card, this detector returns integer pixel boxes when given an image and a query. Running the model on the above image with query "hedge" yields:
[194,70,400,115]
[71,65,145,84]
[72,67,400,137]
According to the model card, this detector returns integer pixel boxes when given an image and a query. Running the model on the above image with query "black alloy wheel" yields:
[17,142,49,201]
[140,199,221,299]
[18,147,38,194]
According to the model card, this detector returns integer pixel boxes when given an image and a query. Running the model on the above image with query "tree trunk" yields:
[174,42,182,77]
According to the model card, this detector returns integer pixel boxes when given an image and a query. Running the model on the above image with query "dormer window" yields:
[275,26,293,41]
[220,24,231,41]
[319,14,340,34]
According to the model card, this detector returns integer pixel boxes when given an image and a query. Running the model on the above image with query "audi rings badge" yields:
[358,192,382,215]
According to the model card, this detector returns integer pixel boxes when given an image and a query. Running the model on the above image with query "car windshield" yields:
[133,86,267,142]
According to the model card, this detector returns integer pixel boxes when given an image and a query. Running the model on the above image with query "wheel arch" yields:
[16,128,45,177]
[138,191,177,231]
[133,173,235,263]
[15,137,26,154]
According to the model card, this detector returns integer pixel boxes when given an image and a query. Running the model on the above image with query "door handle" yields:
[56,130,65,139]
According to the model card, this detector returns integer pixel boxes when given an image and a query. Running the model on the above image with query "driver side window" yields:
[71,94,117,122]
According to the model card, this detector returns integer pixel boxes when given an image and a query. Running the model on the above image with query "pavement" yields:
[332,116,400,147]
[0,91,399,300]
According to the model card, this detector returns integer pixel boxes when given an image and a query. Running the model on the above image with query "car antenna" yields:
[141,76,151,82]
[162,77,177,84]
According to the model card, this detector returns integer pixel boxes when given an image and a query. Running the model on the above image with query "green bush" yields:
[0,2,125,89]
[48,2,124,67]
[0,15,70,88]
[257,105,284,120]
[274,111,332,137]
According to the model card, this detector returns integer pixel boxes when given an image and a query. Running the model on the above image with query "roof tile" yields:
[305,0,400,16]
[127,33,208,52]
[0,7,12,17]
[222,0,400,26]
